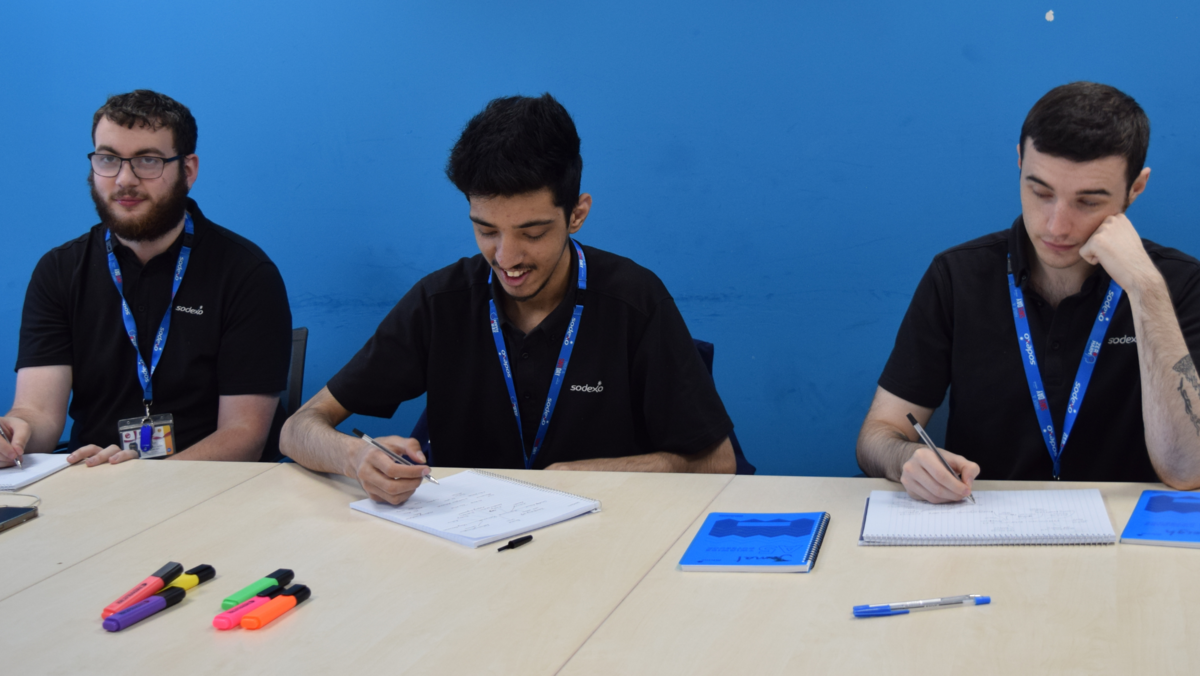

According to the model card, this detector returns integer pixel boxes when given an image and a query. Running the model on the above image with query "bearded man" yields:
[0,90,292,468]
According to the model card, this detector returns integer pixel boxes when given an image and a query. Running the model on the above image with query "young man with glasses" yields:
[857,82,1200,501]
[0,90,292,468]
[281,94,736,505]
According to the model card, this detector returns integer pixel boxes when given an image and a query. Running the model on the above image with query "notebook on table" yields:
[350,469,602,548]
[1119,490,1200,549]
[679,512,831,572]
[0,454,71,491]
[858,489,1115,546]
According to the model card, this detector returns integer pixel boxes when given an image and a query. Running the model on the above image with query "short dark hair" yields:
[446,93,582,221]
[91,90,198,157]
[1019,82,1149,190]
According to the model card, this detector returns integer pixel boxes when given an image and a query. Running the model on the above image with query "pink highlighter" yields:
[212,584,284,630]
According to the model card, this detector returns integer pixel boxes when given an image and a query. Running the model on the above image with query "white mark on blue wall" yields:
[1046,10,1055,21]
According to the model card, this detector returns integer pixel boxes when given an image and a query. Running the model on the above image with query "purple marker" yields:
[102,587,186,632]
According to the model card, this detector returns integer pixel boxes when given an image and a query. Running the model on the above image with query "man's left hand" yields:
[1079,214,1162,294]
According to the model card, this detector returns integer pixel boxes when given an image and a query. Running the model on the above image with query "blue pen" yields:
[853,594,990,618]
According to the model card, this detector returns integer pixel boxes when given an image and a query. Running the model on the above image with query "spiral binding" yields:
[869,533,1112,546]
[805,512,831,568]
[469,470,603,512]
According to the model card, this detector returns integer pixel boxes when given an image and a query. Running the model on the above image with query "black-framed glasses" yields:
[87,152,183,179]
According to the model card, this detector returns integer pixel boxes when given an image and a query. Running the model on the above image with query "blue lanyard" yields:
[105,214,194,405]
[1006,255,1122,478]
[488,240,586,469]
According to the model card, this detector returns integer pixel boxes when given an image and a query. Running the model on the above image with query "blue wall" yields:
[2,1,1198,475]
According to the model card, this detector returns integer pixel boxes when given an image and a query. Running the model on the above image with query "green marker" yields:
[221,569,294,610]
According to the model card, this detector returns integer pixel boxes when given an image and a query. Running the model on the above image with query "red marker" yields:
[241,585,310,629]
[212,585,284,630]
[102,562,184,619]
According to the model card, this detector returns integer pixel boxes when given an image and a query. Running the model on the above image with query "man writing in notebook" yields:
[281,94,736,504]
[857,82,1200,502]
[0,90,292,469]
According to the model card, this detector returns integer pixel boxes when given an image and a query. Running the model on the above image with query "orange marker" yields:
[102,562,183,619]
[240,585,310,630]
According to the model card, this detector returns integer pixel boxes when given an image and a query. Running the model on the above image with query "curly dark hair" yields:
[91,90,198,156]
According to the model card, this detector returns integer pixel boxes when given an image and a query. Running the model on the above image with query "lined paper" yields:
[351,470,601,548]
[0,454,71,491]
[859,489,1115,545]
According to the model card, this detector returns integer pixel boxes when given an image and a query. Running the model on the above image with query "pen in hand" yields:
[351,428,439,485]
[0,420,22,470]
[906,413,974,504]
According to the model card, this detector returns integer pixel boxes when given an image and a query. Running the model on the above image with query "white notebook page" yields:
[0,453,71,491]
[860,489,1115,545]
[350,470,601,547]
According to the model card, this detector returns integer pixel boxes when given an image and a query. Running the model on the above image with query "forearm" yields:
[168,425,267,462]
[551,436,737,474]
[1128,273,1200,488]
[3,407,65,454]
[856,420,923,482]
[279,408,358,476]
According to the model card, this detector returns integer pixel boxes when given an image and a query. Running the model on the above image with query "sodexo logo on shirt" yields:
[570,380,604,393]
[1107,335,1137,345]
[175,305,204,315]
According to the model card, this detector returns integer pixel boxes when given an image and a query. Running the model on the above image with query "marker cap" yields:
[152,562,184,585]
[185,564,216,584]
[155,587,187,608]
[281,584,311,604]
[267,569,295,586]
[256,584,284,599]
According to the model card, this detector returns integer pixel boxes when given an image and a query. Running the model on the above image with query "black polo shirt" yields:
[16,199,292,457]
[327,243,734,469]
[879,216,1200,482]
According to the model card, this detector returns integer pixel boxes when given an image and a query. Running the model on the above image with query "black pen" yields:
[906,413,975,504]
[498,535,533,551]
[351,428,439,484]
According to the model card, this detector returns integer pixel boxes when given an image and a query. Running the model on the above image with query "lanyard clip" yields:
[139,400,154,453]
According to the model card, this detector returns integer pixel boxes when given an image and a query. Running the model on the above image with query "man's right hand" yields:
[0,417,28,468]
[349,435,431,505]
[900,445,980,504]
[67,444,140,466]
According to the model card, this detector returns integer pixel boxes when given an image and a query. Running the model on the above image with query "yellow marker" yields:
[166,565,215,591]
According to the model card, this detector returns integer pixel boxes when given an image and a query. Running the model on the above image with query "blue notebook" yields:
[1120,490,1200,549]
[679,512,831,572]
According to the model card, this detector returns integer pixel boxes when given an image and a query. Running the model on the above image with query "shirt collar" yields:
[490,242,580,337]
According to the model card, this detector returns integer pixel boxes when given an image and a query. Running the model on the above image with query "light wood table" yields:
[559,476,1200,676]
[0,459,274,602]
[0,464,731,675]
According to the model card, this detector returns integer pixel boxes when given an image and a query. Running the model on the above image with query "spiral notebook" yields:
[350,469,602,548]
[858,489,1115,546]
[679,512,831,572]
[0,453,71,490]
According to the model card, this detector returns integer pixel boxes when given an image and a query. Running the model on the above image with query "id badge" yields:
[117,414,176,459]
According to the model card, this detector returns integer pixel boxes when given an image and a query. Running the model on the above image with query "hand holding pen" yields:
[0,417,24,470]
[350,428,439,506]
[903,413,978,504]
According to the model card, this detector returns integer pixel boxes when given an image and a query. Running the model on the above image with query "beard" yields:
[89,171,190,243]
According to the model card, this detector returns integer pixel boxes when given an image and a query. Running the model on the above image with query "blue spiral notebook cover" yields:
[1119,490,1200,549]
[679,512,831,572]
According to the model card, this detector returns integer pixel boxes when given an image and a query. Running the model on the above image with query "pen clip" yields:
[852,605,909,618]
